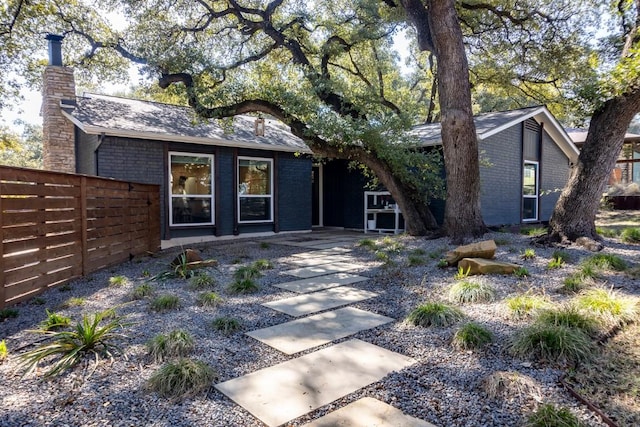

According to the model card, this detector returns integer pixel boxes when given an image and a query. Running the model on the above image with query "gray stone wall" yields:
[42,67,76,173]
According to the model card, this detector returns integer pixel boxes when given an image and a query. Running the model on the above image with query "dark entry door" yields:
[312,166,320,226]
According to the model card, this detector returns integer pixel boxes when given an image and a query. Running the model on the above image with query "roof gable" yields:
[62,93,312,154]
[409,106,579,162]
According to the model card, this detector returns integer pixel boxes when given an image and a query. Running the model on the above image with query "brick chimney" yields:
[42,34,76,173]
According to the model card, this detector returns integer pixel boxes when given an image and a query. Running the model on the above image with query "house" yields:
[41,35,579,243]
[410,107,580,226]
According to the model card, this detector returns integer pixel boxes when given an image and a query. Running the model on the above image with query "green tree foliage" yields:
[0,122,42,168]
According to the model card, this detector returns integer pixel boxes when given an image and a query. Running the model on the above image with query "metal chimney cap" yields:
[46,34,64,66]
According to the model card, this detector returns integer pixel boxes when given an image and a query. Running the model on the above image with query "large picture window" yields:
[522,161,539,222]
[238,157,273,223]
[169,152,214,226]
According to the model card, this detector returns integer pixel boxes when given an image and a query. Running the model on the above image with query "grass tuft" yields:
[407,253,426,266]
[0,340,7,362]
[452,322,493,350]
[535,306,599,337]
[131,283,155,300]
[150,294,180,312]
[574,288,638,326]
[210,316,242,335]
[196,292,223,308]
[252,259,273,270]
[227,278,259,294]
[448,280,496,304]
[521,248,536,260]
[406,302,464,327]
[513,267,530,278]
[453,265,471,280]
[620,227,640,243]
[59,297,85,308]
[357,238,376,249]
[582,253,627,272]
[39,309,71,331]
[505,294,550,318]
[147,358,217,399]
[482,371,541,402]
[0,308,19,321]
[187,274,216,291]
[509,323,595,365]
[526,403,583,427]
[146,330,194,363]
[234,265,262,281]
[109,275,129,287]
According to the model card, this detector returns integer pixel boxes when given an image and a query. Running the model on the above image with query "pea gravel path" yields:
[2,227,638,426]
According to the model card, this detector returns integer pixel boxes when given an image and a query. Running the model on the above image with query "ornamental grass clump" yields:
[452,322,493,350]
[210,316,242,335]
[574,288,638,327]
[521,248,536,260]
[582,253,627,272]
[406,302,464,328]
[187,274,216,291]
[620,227,640,243]
[108,275,129,287]
[147,358,217,399]
[252,259,273,270]
[150,294,180,312]
[508,323,595,365]
[227,278,259,294]
[0,308,19,321]
[0,340,7,362]
[146,329,194,363]
[130,283,155,300]
[19,310,129,377]
[526,403,583,427]
[39,309,71,331]
[505,293,550,318]
[535,306,600,337]
[481,371,542,402]
[234,265,262,281]
[197,292,223,308]
[448,280,496,304]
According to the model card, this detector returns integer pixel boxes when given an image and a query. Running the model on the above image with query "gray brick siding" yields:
[277,154,312,231]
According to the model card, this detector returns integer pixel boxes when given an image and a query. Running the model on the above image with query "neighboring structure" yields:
[411,107,579,226]
[41,36,580,241]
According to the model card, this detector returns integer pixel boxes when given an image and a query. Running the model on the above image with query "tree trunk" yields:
[427,0,487,243]
[548,89,640,244]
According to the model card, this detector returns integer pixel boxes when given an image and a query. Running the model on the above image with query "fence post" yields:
[80,176,88,276]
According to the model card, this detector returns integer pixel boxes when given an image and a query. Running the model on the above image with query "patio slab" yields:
[262,286,378,317]
[303,241,356,250]
[303,397,435,427]
[286,255,357,267]
[292,248,352,258]
[215,339,415,427]
[273,273,369,293]
[282,262,367,278]
[246,307,393,354]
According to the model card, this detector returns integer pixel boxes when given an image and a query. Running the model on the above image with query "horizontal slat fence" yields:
[1,166,160,308]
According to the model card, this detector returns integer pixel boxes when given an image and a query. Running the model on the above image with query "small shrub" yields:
[109,275,128,287]
[0,340,7,362]
[620,227,640,243]
[358,238,376,250]
[0,308,19,321]
[197,292,223,308]
[19,310,128,377]
[39,309,71,331]
[574,288,638,326]
[252,259,273,270]
[454,265,471,280]
[535,307,599,336]
[234,265,262,281]
[259,241,270,249]
[131,283,155,300]
[406,302,464,327]
[60,297,85,308]
[211,316,242,335]
[146,330,194,363]
[188,274,216,291]
[172,253,196,279]
[514,267,530,278]
[527,403,583,427]
[452,322,493,350]
[506,294,550,318]
[448,280,496,304]
[150,295,181,312]
[227,279,259,294]
[407,254,426,266]
[147,358,217,399]
[583,253,627,272]
[508,324,595,364]
[521,248,536,260]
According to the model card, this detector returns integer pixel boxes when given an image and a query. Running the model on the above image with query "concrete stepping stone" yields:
[292,248,352,258]
[304,241,355,250]
[246,307,393,354]
[303,397,435,427]
[215,339,415,427]
[283,262,366,278]
[286,255,356,267]
[273,273,369,293]
[263,286,378,317]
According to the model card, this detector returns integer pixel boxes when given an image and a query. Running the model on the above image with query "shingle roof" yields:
[62,93,312,154]
[409,105,579,161]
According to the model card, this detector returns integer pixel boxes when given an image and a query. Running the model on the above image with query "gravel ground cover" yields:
[1,218,639,427]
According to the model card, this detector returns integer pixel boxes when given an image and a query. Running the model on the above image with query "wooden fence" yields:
[0,166,160,308]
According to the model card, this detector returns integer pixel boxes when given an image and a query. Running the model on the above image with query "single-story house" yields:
[41,37,579,243]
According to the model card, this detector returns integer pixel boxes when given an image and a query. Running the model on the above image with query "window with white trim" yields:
[169,152,214,226]
[522,161,539,221]
[238,157,273,223]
